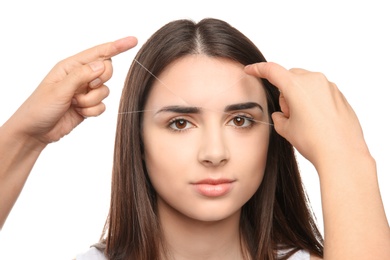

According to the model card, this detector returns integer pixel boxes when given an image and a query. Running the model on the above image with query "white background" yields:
[0,1,389,259]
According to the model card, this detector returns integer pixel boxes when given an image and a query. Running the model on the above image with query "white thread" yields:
[118,109,156,115]
[133,59,190,105]
[118,59,274,126]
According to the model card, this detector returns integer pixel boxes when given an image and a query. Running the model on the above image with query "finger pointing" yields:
[70,36,138,64]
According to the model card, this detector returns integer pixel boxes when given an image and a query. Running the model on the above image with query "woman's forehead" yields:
[159,55,248,88]
[146,55,267,109]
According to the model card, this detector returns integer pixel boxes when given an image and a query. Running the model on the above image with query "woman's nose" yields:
[197,127,230,167]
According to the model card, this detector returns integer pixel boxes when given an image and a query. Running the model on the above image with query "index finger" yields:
[244,62,292,92]
[71,36,138,64]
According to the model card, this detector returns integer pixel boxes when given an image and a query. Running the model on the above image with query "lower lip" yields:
[193,183,234,197]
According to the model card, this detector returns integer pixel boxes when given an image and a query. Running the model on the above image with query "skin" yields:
[0,36,138,229]
[142,55,270,259]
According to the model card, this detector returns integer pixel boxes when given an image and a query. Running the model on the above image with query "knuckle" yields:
[83,102,106,117]
[313,71,327,80]
[93,103,106,116]
[101,85,110,98]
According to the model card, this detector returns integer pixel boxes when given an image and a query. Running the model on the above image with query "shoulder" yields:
[74,247,107,260]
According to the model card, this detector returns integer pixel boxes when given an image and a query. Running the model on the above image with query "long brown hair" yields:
[102,18,324,260]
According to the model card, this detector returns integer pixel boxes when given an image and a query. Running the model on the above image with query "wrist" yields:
[0,119,47,155]
[312,139,374,176]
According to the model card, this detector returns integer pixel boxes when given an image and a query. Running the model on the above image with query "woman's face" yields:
[142,55,270,222]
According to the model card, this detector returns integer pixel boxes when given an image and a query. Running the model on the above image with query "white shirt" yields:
[75,247,310,260]
[75,247,106,260]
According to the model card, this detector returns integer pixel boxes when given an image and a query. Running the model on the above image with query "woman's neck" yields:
[157,197,246,260]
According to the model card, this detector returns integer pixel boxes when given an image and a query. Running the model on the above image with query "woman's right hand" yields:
[244,61,369,168]
[4,36,137,149]
[245,61,390,259]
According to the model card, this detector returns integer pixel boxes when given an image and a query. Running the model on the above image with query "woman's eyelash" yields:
[168,118,195,132]
[227,114,256,129]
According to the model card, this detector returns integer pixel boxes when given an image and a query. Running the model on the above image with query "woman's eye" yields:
[169,119,194,131]
[227,116,254,128]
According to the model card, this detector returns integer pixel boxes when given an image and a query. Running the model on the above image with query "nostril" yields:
[203,159,213,165]
[220,158,228,166]
[202,158,228,167]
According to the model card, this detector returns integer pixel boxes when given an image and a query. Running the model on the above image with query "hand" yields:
[6,36,138,148]
[245,62,369,167]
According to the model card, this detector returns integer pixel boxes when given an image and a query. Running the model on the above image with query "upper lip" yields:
[192,178,235,185]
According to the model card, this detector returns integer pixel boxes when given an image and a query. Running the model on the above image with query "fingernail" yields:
[72,98,78,105]
[89,61,104,72]
[89,78,102,88]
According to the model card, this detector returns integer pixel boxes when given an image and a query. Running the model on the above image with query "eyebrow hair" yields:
[224,102,264,112]
[155,102,264,115]
[155,105,201,114]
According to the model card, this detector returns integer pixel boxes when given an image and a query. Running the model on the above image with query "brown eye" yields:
[175,119,187,129]
[169,118,195,131]
[227,115,254,128]
[233,117,245,126]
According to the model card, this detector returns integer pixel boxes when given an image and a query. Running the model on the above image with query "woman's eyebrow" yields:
[224,102,264,112]
[155,102,263,115]
[155,105,201,114]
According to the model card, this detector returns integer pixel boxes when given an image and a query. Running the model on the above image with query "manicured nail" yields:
[89,78,102,88]
[89,61,104,72]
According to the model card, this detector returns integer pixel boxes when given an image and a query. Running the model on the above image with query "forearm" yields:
[318,150,390,259]
[0,120,45,229]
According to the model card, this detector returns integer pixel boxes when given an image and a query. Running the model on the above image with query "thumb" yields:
[271,112,289,139]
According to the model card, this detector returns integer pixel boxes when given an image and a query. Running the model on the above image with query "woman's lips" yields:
[192,179,235,197]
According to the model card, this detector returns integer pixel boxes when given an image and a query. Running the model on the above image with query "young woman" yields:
[82,18,389,259]
[1,18,389,259]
